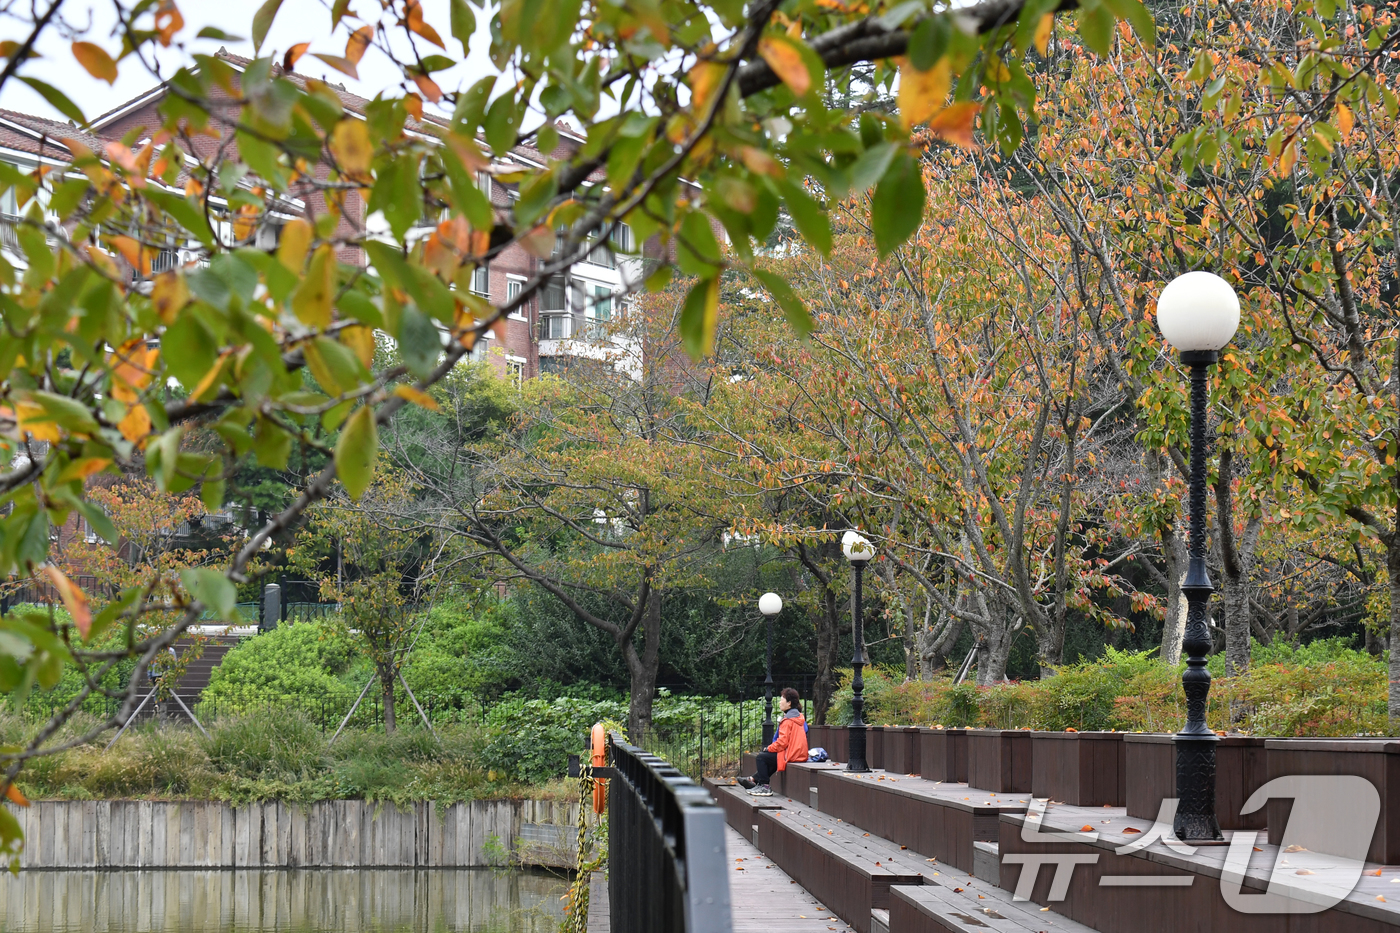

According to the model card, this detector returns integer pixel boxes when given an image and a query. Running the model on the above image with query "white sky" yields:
[1,0,498,124]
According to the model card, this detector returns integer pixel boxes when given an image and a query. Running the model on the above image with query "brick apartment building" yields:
[0,50,650,385]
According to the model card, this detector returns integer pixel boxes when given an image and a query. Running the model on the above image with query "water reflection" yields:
[0,869,567,932]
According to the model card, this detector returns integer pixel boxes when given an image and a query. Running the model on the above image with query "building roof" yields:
[0,109,104,160]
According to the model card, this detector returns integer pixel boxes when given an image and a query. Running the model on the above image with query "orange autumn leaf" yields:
[56,457,112,484]
[403,0,446,48]
[394,385,441,411]
[403,93,424,121]
[314,53,359,79]
[41,565,92,638]
[284,42,310,70]
[1336,102,1354,137]
[346,24,374,64]
[341,325,376,368]
[1122,827,1142,834]
[1080,825,1094,832]
[155,1,184,46]
[4,784,28,808]
[412,73,442,103]
[928,102,981,148]
[758,35,810,97]
[72,42,118,84]
[689,61,726,113]
[109,235,143,271]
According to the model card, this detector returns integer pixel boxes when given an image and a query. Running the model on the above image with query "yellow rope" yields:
[561,760,605,933]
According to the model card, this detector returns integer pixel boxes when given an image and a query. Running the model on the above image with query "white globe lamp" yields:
[841,530,875,564]
[759,592,783,616]
[1156,271,1240,353]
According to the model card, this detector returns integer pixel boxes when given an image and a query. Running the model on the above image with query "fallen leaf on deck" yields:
[1123,828,1142,834]
[1080,826,1095,832]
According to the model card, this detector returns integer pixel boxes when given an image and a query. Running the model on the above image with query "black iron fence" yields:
[606,731,731,933]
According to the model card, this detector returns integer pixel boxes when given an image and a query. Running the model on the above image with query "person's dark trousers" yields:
[754,751,779,785]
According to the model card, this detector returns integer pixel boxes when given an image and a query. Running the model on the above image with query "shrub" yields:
[205,713,327,780]
[478,695,627,784]
[201,620,358,706]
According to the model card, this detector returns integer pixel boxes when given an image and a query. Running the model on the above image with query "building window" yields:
[469,333,491,362]
[477,171,491,197]
[541,275,566,313]
[506,359,524,387]
[593,285,612,321]
[611,223,633,253]
[472,263,489,296]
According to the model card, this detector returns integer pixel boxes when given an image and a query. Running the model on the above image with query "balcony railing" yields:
[0,213,20,254]
[539,313,612,343]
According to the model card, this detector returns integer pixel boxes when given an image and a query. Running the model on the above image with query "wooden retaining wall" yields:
[6,798,589,870]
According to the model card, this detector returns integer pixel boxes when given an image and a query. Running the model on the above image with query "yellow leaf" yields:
[738,146,784,178]
[330,119,372,180]
[151,271,188,323]
[312,53,359,80]
[341,325,376,368]
[412,73,442,103]
[41,566,91,638]
[72,42,117,84]
[277,218,313,271]
[15,401,61,444]
[758,36,811,97]
[56,457,112,484]
[292,244,335,329]
[346,24,374,65]
[4,783,28,807]
[403,93,424,121]
[1033,13,1054,55]
[394,384,440,411]
[118,403,151,444]
[928,102,981,148]
[689,61,726,113]
[1336,102,1354,137]
[1277,137,1298,176]
[898,58,951,129]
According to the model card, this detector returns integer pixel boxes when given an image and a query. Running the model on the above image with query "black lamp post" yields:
[1157,270,1240,844]
[759,592,783,745]
[842,530,875,773]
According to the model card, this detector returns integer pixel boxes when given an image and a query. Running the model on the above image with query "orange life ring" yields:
[591,723,608,814]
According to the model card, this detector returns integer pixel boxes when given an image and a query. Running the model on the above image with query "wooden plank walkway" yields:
[725,823,857,933]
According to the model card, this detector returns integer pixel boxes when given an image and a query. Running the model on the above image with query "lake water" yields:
[0,869,569,932]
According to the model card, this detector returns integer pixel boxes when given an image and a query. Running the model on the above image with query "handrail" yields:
[606,730,732,933]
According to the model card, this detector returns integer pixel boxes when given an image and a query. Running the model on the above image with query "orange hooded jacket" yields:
[766,709,809,772]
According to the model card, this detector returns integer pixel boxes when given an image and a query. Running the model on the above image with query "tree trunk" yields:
[622,589,663,737]
[976,604,1017,684]
[380,663,397,733]
[1036,627,1061,679]
[920,614,964,679]
[812,586,839,725]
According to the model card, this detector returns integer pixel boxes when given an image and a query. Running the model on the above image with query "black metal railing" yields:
[607,731,731,933]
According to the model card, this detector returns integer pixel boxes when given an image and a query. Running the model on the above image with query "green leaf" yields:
[144,188,215,247]
[849,142,898,195]
[1077,2,1116,57]
[909,16,951,72]
[870,152,926,256]
[195,26,245,41]
[450,0,476,53]
[778,182,831,256]
[335,405,379,500]
[18,77,85,125]
[252,0,284,54]
[753,269,813,339]
[180,568,236,619]
[678,276,720,359]
[484,95,520,156]
[676,210,722,277]
[397,303,443,379]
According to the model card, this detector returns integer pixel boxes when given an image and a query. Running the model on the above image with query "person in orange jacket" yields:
[738,687,808,796]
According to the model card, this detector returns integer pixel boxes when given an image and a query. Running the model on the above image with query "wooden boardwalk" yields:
[725,823,857,933]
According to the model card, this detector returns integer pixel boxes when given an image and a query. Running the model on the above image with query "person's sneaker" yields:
[748,784,773,797]
[736,777,756,789]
